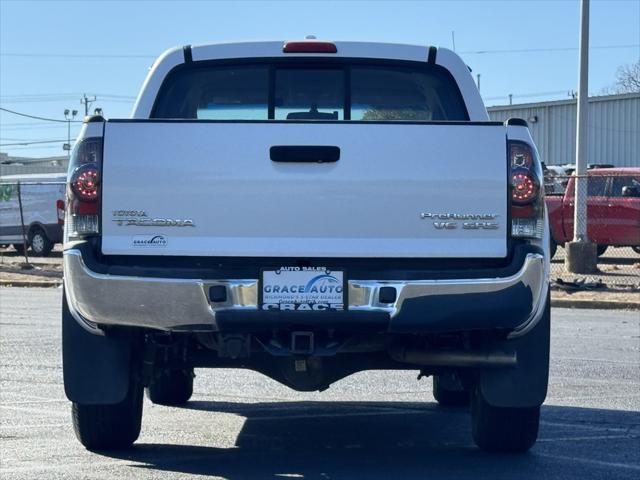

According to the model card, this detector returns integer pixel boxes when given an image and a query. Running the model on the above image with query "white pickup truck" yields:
[62,40,550,453]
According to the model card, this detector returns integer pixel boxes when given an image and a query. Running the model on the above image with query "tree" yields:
[609,61,640,94]
[361,108,432,121]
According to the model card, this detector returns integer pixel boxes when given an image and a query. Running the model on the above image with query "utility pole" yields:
[63,109,78,159]
[476,74,481,93]
[80,94,96,116]
[566,0,597,273]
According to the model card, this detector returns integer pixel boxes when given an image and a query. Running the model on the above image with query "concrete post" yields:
[566,0,597,273]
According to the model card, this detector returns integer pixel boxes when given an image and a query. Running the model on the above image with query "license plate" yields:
[261,267,345,311]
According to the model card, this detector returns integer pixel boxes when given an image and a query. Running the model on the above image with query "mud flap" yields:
[62,288,132,405]
[478,292,550,408]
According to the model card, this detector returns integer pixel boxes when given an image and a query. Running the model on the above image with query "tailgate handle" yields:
[270,145,340,163]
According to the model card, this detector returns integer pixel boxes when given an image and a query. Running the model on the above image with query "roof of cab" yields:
[589,167,640,175]
[190,40,431,63]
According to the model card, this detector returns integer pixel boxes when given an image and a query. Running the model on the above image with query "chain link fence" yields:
[1,173,638,290]
[544,170,639,288]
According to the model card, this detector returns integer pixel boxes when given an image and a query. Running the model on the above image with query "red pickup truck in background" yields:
[546,168,640,257]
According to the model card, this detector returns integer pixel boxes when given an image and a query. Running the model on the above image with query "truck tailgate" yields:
[101,121,507,258]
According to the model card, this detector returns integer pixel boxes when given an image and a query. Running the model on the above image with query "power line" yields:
[1,97,132,106]
[0,107,81,123]
[0,139,68,147]
[96,93,137,99]
[0,136,54,141]
[1,96,86,103]
[1,92,135,100]
[484,90,569,101]
[1,125,78,132]
[0,92,82,98]
[0,52,156,59]
[1,142,69,149]
[460,44,639,54]
[0,44,637,59]
[1,94,78,99]
[87,99,134,104]
[1,144,68,150]
[1,121,67,126]
[1,93,136,106]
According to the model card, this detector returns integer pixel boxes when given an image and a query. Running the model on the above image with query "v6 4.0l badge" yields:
[420,212,499,230]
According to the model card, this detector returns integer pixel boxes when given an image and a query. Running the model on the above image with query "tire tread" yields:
[71,383,143,450]
[471,389,539,453]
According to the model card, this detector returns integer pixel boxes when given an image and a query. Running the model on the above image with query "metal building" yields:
[487,92,639,167]
[0,154,68,176]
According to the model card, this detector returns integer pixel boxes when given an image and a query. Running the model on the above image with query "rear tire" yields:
[72,381,143,451]
[433,375,469,407]
[29,227,53,256]
[471,387,540,453]
[146,369,194,406]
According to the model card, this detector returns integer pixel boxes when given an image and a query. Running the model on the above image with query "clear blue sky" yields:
[1,0,638,158]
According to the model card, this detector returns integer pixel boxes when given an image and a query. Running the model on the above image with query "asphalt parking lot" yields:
[1,287,639,479]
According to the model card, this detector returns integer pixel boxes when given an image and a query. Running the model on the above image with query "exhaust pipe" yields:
[389,347,517,368]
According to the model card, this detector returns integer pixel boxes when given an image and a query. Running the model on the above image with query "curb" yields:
[1,281,638,309]
[0,280,62,288]
[550,298,640,310]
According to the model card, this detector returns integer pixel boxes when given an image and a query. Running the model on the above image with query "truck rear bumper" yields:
[64,248,548,337]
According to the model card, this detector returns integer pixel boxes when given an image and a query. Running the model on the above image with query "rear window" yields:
[351,66,467,120]
[275,68,344,120]
[152,61,469,121]
[153,65,269,120]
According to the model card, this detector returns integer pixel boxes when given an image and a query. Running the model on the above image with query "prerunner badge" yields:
[262,267,344,311]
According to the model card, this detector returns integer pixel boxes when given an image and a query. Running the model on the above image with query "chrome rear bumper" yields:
[64,250,547,337]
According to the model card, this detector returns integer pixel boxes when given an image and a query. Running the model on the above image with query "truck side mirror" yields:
[621,186,640,197]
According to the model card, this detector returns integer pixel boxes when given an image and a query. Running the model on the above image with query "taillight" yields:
[283,41,337,53]
[509,141,543,239]
[71,164,99,201]
[56,200,65,225]
[512,173,538,203]
[67,137,102,238]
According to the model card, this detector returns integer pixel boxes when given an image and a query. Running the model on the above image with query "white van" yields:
[0,172,66,256]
